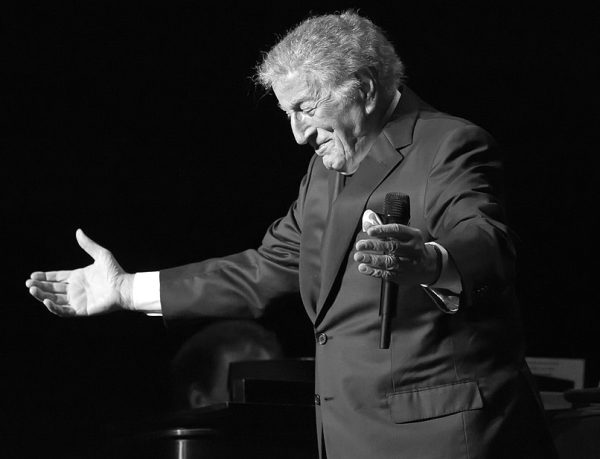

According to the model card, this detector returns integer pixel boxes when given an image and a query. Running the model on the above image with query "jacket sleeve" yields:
[424,124,517,309]
[159,161,314,322]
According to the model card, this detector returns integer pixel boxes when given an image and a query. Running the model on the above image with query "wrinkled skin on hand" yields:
[25,229,133,317]
[354,223,439,286]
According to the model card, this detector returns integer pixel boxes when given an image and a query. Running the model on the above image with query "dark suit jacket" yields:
[160,87,557,458]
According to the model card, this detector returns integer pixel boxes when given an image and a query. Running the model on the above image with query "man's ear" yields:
[356,68,377,114]
[188,382,208,409]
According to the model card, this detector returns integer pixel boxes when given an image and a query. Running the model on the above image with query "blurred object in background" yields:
[169,319,284,410]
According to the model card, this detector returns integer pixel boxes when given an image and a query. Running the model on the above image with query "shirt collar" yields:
[383,89,402,125]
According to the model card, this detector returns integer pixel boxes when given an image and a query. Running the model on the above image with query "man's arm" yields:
[424,124,516,308]
[353,124,512,311]
[26,216,302,320]
[158,198,304,321]
[155,160,318,322]
[27,163,314,319]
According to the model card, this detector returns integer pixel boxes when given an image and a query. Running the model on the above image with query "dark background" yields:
[2,2,597,457]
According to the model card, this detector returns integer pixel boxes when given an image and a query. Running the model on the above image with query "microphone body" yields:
[379,193,410,349]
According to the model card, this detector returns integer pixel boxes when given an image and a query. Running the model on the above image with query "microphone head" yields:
[383,192,410,224]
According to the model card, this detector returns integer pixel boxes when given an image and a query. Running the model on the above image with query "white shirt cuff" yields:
[421,242,461,314]
[132,271,162,316]
[422,242,462,293]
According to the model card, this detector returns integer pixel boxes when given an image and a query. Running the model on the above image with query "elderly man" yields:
[26,11,557,459]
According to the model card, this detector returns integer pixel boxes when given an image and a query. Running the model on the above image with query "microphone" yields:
[379,192,410,349]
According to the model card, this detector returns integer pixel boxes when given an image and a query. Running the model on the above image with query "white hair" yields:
[256,10,405,100]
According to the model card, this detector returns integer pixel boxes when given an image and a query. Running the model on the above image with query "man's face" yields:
[273,72,372,174]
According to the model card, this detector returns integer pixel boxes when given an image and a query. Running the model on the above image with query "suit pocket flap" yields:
[388,379,483,424]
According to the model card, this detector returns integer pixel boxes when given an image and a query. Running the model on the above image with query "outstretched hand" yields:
[25,229,134,317]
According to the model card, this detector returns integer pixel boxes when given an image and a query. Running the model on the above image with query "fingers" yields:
[26,279,68,294]
[26,275,79,317]
[355,238,399,253]
[76,228,106,260]
[28,272,68,285]
[29,272,47,281]
[42,299,77,317]
[354,232,420,281]
[366,223,415,240]
[30,271,72,282]
[355,238,419,260]
[354,252,401,270]
[357,264,394,280]
[28,285,69,306]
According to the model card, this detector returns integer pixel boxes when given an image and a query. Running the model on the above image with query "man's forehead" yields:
[273,72,320,110]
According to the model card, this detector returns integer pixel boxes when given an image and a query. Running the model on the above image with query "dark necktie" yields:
[332,172,347,202]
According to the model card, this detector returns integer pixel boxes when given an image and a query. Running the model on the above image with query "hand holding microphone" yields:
[354,193,440,348]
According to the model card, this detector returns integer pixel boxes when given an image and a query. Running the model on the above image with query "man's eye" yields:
[283,107,315,121]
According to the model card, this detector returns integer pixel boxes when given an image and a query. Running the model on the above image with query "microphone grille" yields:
[384,192,410,223]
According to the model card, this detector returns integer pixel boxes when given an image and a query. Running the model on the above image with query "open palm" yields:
[26,229,131,316]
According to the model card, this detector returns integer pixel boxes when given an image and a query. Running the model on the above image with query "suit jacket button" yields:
[317,333,328,345]
[314,394,321,405]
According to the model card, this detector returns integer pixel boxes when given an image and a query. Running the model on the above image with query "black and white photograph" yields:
[2,2,597,458]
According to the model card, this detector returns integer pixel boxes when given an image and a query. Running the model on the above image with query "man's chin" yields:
[322,156,345,172]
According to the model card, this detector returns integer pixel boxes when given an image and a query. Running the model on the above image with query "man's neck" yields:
[342,89,401,176]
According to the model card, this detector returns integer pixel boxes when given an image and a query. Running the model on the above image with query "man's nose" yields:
[290,113,316,145]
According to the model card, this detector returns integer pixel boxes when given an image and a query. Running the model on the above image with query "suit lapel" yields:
[314,86,422,319]
[316,136,404,316]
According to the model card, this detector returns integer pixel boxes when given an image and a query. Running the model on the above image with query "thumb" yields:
[76,228,105,260]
